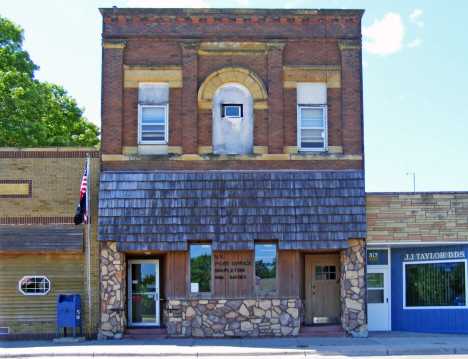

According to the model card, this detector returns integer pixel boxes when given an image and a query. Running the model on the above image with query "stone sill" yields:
[102,153,363,162]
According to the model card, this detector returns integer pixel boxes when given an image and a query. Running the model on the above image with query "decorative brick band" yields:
[102,17,361,25]
[0,217,75,225]
[0,150,99,159]
[0,180,32,198]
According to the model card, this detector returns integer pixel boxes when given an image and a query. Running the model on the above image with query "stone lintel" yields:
[102,39,126,49]
[180,39,201,49]
[338,40,361,51]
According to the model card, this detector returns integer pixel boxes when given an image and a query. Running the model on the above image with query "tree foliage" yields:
[0,16,99,147]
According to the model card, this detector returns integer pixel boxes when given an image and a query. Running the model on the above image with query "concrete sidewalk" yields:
[1,332,468,357]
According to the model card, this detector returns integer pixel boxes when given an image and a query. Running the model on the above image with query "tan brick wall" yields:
[366,193,468,243]
[0,148,101,337]
[0,151,98,218]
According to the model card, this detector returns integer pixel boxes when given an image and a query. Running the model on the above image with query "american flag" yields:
[74,160,88,225]
[80,161,88,221]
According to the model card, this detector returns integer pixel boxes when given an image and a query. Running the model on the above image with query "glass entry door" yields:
[128,260,160,326]
[367,268,390,331]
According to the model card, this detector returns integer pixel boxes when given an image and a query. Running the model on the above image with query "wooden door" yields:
[305,254,341,324]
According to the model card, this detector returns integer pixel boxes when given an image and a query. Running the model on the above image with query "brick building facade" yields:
[97,8,367,339]
[0,148,100,340]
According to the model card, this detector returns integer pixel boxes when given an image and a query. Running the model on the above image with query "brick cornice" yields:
[338,40,361,51]
[102,39,126,49]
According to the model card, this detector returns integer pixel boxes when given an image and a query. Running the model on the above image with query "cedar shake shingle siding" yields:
[98,171,366,251]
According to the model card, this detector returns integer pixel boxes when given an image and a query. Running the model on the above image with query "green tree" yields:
[0,16,99,147]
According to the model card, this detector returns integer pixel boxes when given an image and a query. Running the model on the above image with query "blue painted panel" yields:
[391,245,468,334]
[367,249,388,266]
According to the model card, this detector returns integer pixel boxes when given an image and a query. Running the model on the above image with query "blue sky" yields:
[1,0,467,192]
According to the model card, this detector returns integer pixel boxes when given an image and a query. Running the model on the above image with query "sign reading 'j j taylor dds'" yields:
[404,251,466,261]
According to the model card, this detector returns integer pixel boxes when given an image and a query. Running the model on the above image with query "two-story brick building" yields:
[97,8,367,339]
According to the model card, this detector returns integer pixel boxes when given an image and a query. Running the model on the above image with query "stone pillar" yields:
[338,40,363,155]
[101,39,126,155]
[181,39,199,154]
[266,41,285,154]
[100,241,127,339]
[340,239,367,337]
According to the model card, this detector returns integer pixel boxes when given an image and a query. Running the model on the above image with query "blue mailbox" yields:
[57,294,82,338]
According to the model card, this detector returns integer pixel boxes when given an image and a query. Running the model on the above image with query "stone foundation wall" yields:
[100,241,127,339]
[340,239,366,334]
[165,299,301,338]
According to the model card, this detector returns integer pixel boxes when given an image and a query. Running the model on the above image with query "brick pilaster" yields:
[101,39,126,155]
[181,40,200,154]
[339,40,363,155]
[266,41,285,154]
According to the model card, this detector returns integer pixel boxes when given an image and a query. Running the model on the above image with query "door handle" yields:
[386,298,388,303]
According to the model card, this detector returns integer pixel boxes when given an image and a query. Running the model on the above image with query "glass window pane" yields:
[368,289,384,303]
[367,273,384,288]
[301,119,323,128]
[301,108,323,119]
[142,107,165,122]
[406,262,466,307]
[190,245,212,293]
[141,133,165,141]
[301,129,323,137]
[330,273,336,280]
[225,106,241,117]
[316,266,322,273]
[142,125,165,132]
[255,244,277,292]
[330,266,336,273]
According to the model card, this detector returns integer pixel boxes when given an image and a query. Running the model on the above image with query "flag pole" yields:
[86,153,92,339]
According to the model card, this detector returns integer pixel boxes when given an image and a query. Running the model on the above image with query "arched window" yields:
[212,83,254,154]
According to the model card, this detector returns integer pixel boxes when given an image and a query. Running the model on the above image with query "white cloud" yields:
[409,9,424,27]
[235,0,248,5]
[127,0,210,8]
[362,13,404,56]
[398,94,405,100]
[285,1,302,9]
[362,61,369,67]
[407,39,421,48]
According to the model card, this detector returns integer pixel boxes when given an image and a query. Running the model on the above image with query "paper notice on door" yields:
[191,283,199,293]
[148,295,154,299]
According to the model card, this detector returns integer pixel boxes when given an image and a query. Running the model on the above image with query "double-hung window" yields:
[138,82,169,145]
[296,82,328,152]
[297,106,327,151]
[138,105,168,144]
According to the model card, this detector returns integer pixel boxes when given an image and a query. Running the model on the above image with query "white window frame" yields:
[222,104,243,118]
[403,259,467,309]
[138,104,169,145]
[18,276,51,296]
[297,105,328,152]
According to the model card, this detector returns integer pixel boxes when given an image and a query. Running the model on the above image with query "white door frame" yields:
[367,265,391,331]
[128,259,160,326]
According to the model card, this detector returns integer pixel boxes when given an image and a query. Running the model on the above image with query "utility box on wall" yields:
[57,294,82,337]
